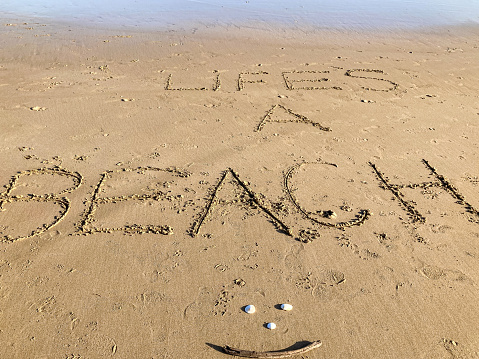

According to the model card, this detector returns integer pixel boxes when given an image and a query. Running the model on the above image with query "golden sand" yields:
[0,20,478,358]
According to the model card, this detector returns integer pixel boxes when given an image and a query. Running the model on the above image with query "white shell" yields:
[266,322,276,330]
[280,303,293,311]
[244,305,256,314]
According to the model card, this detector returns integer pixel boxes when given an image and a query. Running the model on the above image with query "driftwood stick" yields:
[223,340,322,358]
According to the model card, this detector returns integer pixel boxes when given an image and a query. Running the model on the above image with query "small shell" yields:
[266,322,276,330]
[280,303,293,311]
[244,305,256,314]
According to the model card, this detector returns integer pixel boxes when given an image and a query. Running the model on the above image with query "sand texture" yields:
[0,20,479,359]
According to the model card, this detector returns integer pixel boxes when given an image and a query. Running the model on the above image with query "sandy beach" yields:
[0,17,479,359]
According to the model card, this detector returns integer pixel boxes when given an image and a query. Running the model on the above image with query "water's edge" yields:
[1,0,479,33]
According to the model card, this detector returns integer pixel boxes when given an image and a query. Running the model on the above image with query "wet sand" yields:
[0,19,479,359]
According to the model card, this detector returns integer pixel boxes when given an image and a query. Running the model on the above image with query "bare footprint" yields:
[420,265,472,283]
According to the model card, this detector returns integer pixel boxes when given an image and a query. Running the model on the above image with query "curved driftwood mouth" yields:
[222,340,322,358]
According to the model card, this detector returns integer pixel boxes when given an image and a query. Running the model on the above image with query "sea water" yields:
[1,0,479,30]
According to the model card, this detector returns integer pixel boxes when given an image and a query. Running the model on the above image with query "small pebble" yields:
[234,278,246,286]
[244,305,255,314]
[280,303,293,311]
[326,211,337,219]
[30,106,46,111]
[266,322,276,330]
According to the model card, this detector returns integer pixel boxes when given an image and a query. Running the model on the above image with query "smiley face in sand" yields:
[220,303,322,358]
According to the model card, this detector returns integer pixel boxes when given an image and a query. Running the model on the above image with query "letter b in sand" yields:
[0,167,82,242]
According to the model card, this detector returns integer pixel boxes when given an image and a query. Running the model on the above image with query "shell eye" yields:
[244,305,256,314]
[266,322,276,330]
[280,303,293,311]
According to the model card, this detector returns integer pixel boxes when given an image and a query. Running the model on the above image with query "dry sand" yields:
[0,19,478,359]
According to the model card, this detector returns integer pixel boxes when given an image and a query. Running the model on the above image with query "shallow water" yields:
[2,0,479,31]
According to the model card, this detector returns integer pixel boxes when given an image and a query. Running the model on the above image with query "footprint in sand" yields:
[420,264,472,283]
